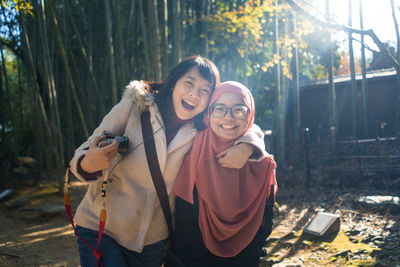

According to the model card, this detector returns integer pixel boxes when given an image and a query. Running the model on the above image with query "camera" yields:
[98,131,129,156]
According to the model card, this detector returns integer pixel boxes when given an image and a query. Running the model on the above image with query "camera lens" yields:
[116,136,129,156]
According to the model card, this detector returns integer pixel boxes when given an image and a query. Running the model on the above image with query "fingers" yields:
[217,157,229,167]
[215,149,228,158]
[105,141,118,158]
[90,135,106,148]
[90,135,118,153]
[218,160,233,169]
[102,139,118,153]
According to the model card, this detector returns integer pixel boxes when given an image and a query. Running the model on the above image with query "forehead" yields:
[214,93,244,106]
[182,68,212,87]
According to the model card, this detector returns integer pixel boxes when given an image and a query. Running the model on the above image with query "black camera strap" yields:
[140,111,173,237]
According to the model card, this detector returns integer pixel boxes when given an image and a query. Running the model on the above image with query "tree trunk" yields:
[38,0,64,169]
[125,0,136,76]
[66,4,106,116]
[104,0,118,105]
[172,0,182,66]
[243,40,248,85]
[390,0,400,141]
[273,0,283,158]
[161,0,169,76]
[390,0,400,61]
[0,46,17,154]
[348,0,358,140]
[0,54,5,143]
[17,57,23,139]
[325,0,337,142]
[292,11,301,146]
[48,3,89,138]
[147,0,162,81]
[19,15,52,172]
[112,0,128,88]
[358,0,368,139]
[138,0,151,78]
[180,0,186,56]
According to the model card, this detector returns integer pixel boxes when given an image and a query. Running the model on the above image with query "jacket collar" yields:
[167,123,196,154]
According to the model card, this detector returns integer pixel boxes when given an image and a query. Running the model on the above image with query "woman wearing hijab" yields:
[166,81,277,267]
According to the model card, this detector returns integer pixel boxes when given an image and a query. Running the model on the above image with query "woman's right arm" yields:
[69,96,134,182]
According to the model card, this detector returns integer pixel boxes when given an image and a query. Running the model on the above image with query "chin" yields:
[216,133,239,141]
[177,112,194,121]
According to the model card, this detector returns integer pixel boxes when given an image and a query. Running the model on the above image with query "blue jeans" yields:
[76,225,166,267]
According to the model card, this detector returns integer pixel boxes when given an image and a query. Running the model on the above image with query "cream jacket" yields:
[69,80,266,252]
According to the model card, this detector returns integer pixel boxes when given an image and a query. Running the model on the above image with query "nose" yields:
[224,109,235,119]
[188,87,201,99]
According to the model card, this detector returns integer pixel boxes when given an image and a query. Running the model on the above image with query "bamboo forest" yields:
[0,0,399,266]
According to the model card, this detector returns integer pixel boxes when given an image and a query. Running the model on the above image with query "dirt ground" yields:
[0,177,399,267]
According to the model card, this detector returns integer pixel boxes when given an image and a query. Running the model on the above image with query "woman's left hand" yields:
[216,143,254,169]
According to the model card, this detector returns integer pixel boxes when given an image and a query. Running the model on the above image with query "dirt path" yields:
[0,180,399,266]
[0,181,85,267]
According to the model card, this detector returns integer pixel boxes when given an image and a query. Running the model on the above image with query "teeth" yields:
[184,99,196,107]
[221,124,236,129]
[183,99,196,107]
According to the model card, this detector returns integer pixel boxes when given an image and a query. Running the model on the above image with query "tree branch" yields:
[286,0,400,72]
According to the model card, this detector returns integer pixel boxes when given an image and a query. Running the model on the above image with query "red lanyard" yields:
[64,168,106,267]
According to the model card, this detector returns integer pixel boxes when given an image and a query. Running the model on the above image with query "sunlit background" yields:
[314,0,399,55]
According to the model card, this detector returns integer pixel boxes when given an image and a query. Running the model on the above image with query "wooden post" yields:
[325,0,338,143]
[293,11,301,147]
[375,121,381,174]
[302,128,311,187]
[348,0,358,140]
[359,0,369,138]
[273,0,283,160]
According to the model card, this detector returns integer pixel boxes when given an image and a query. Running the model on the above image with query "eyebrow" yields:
[213,103,246,107]
[185,75,212,90]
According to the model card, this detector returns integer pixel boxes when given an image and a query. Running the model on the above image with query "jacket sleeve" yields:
[69,96,136,182]
[234,123,267,162]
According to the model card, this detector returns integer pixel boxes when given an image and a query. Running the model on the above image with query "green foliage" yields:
[207,0,279,77]
[0,0,32,14]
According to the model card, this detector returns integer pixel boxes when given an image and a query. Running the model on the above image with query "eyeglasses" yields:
[210,104,249,120]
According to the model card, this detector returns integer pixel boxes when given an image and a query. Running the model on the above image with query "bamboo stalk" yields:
[137,0,151,78]
[348,0,358,140]
[104,0,118,105]
[0,46,17,153]
[48,3,89,138]
[66,4,106,116]
[38,0,64,169]
[359,0,368,138]
[161,0,169,75]
[147,0,162,81]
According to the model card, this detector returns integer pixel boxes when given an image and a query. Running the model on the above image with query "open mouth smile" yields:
[181,99,197,110]
[219,124,238,130]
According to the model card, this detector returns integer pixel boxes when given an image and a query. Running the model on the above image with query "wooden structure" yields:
[295,68,398,143]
